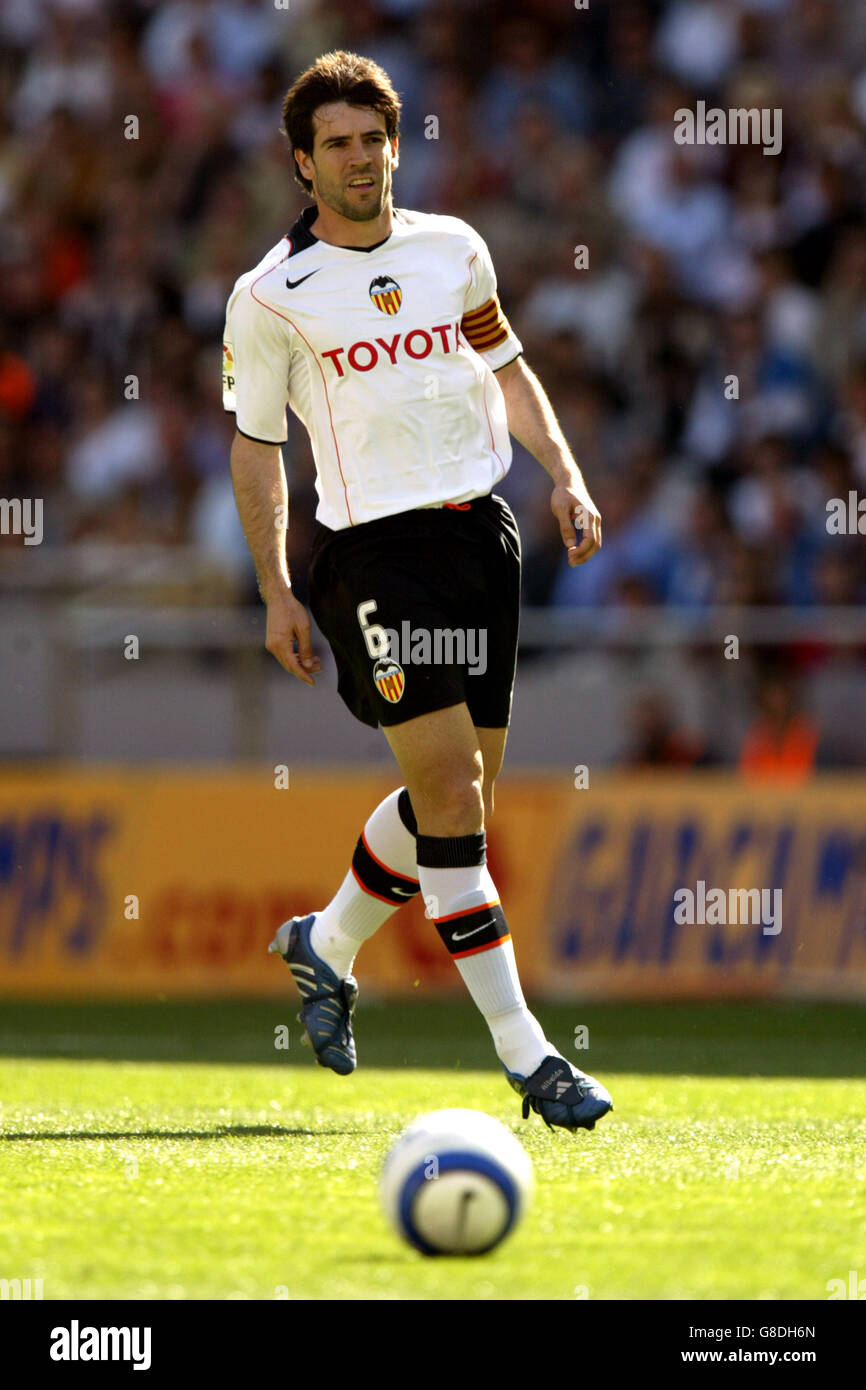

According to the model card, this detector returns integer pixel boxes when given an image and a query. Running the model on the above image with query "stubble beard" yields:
[316,164,391,223]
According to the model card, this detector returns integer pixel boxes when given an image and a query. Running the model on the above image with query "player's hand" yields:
[551,481,602,566]
[264,589,323,686]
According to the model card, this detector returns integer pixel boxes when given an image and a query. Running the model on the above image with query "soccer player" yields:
[224,51,612,1133]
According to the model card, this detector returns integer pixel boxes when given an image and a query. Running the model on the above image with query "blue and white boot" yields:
[268,915,358,1075]
[506,1055,613,1132]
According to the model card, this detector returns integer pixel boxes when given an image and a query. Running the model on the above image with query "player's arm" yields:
[229,430,322,686]
[495,355,601,566]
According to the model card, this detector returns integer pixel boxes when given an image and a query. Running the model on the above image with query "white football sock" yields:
[455,939,550,1077]
[415,836,552,1077]
[310,788,419,977]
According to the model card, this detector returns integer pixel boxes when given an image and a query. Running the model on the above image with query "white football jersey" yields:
[223,206,523,530]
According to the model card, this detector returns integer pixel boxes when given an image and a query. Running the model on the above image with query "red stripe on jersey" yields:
[481,369,506,479]
[249,273,354,526]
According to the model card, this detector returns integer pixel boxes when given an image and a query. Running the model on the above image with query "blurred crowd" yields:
[1,0,865,764]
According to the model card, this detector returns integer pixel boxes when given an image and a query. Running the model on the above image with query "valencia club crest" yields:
[373,657,405,703]
[369,275,402,315]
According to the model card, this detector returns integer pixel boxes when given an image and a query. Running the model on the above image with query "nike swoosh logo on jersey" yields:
[392,886,417,897]
[285,271,320,289]
[452,920,495,943]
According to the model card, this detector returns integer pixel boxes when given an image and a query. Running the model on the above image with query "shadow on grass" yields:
[0,1125,360,1142]
[0,999,864,1077]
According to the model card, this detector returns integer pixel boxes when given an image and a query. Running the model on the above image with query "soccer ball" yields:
[380,1108,533,1256]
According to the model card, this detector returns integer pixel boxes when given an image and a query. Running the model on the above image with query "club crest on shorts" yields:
[373,657,405,703]
[369,275,402,315]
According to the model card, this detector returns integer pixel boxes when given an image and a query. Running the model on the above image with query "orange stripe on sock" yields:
[350,864,408,906]
[452,932,511,960]
[360,831,419,885]
[433,898,500,925]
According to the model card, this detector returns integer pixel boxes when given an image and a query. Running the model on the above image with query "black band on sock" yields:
[351,835,419,904]
[435,902,510,956]
[397,787,417,837]
[415,831,486,869]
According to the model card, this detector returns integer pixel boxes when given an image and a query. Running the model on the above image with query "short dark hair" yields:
[282,50,402,195]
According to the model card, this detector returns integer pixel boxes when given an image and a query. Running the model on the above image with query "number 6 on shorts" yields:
[357,599,390,658]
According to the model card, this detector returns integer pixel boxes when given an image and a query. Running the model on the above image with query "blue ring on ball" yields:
[397,1150,519,1256]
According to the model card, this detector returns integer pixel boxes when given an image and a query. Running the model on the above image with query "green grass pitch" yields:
[0,1000,864,1300]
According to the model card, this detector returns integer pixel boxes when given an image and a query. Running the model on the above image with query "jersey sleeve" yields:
[223,282,291,445]
[460,229,523,371]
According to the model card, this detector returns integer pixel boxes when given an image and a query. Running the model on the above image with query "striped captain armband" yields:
[460,295,512,353]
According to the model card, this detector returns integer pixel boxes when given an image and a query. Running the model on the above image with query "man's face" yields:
[296,102,398,222]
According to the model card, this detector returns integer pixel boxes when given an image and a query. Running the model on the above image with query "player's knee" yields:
[439,777,484,832]
[415,764,483,835]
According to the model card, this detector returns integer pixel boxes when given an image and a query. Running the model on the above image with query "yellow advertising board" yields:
[541,775,866,999]
[0,769,864,999]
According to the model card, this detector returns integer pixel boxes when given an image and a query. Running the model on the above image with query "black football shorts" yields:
[307,492,521,729]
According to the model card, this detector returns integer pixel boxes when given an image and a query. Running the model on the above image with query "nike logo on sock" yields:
[452,920,495,943]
